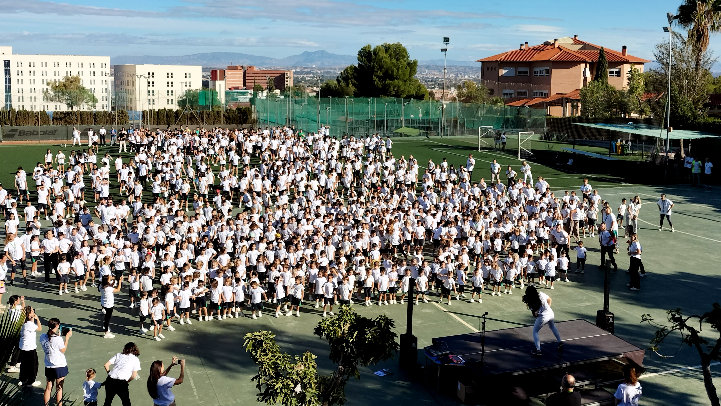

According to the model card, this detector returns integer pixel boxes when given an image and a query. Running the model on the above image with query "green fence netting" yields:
[252,95,546,137]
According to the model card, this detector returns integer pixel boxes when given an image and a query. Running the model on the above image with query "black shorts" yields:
[275,297,286,305]
[546,276,556,282]
[457,285,465,292]
[139,315,147,323]
[389,286,397,294]
[196,297,207,308]
[314,293,323,301]
[587,219,596,226]
[473,286,482,294]
[491,280,501,287]
[503,279,513,286]
[59,274,70,284]
[45,366,69,381]
[339,299,350,305]
[179,306,190,313]
[223,302,234,309]
[440,286,450,295]
[250,302,263,311]
[210,300,221,310]
[129,289,139,299]
[363,287,372,297]
[153,318,163,325]
[323,297,335,305]
[290,297,301,306]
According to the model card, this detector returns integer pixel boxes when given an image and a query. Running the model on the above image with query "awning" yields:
[573,123,720,140]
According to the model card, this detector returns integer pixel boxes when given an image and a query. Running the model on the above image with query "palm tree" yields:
[675,0,721,71]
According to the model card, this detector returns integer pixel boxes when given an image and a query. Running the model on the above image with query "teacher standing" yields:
[103,342,141,406]
[19,305,42,388]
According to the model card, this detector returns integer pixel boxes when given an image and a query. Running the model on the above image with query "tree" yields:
[642,303,721,406]
[244,306,398,406]
[337,43,428,99]
[626,67,648,116]
[676,0,721,72]
[580,80,623,118]
[645,31,715,125]
[43,75,97,111]
[319,80,354,98]
[267,77,276,92]
[593,48,609,84]
[253,84,263,93]
[455,80,503,105]
[177,89,221,110]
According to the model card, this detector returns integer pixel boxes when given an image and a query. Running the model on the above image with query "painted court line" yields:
[431,301,479,333]
[642,362,720,380]
[186,366,200,400]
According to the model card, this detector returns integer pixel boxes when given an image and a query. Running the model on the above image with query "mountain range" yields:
[111,50,479,68]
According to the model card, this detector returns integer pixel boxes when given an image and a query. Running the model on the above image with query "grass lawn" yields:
[0,137,719,405]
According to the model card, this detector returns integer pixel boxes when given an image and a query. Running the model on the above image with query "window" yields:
[516,90,528,97]
[608,68,621,77]
[532,90,549,98]
[533,67,550,76]
[502,89,514,98]
[517,67,529,76]
[501,67,515,77]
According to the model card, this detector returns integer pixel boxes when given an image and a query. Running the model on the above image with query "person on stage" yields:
[522,285,563,356]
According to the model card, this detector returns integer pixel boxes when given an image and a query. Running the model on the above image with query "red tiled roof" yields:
[505,89,581,107]
[477,37,650,64]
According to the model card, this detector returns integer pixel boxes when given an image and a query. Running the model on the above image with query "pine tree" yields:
[594,47,609,84]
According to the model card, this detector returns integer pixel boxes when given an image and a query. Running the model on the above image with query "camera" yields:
[59,325,72,336]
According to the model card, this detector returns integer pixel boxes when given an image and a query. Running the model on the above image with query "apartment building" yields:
[0,45,110,111]
[113,64,202,111]
[477,36,649,116]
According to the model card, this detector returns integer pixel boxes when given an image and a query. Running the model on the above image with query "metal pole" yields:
[384,103,387,136]
[666,25,672,155]
[401,98,405,128]
[345,96,348,135]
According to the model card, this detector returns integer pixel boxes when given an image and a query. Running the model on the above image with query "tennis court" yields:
[1,138,719,405]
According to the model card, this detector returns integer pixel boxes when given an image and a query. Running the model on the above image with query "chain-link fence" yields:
[253,95,546,137]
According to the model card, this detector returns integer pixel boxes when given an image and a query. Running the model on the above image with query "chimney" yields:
[573,34,578,40]
[553,38,558,48]
[622,45,627,56]
[524,42,529,50]
[520,44,524,50]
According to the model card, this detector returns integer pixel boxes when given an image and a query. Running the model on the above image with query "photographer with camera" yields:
[18,305,42,387]
[39,318,72,406]
[103,342,141,406]
[147,356,185,406]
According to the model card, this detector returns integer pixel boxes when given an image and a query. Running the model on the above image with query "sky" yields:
[2,0,720,63]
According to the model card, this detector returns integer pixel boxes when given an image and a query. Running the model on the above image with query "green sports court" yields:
[1,135,719,405]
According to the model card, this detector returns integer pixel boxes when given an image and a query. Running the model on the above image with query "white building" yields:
[0,45,111,112]
[113,64,202,111]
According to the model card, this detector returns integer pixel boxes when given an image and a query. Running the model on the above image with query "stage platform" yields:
[424,319,645,404]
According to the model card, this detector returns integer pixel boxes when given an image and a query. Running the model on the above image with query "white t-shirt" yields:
[19,320,39,351]
[39,333,66,368]
[153,375,177,406]
[101,286,115,308]
[107,353,141,381]
[614,382,642,406]
[537,291,553,320]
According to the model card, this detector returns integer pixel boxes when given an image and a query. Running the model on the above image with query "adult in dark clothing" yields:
[598,223,617,271]
[546,374,582,406]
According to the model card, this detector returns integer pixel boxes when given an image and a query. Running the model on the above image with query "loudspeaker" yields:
[400,333,418,370]
[596,310,615,333]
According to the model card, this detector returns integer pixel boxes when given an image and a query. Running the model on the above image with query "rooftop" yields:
[477,36,649,64]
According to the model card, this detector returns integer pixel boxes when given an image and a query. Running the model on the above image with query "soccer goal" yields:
[518,131,536,159]
[478,126,495,151]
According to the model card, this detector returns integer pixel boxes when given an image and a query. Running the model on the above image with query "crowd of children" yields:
[0,126,643,342]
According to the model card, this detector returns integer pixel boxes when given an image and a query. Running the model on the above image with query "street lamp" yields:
[441,36,450,138]
[345,96,349,135]
[663,12,674,158]
[384,103,388,136]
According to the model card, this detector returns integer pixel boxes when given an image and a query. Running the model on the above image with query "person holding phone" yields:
[39,318,72,406]
[18,305,42,387]
[147,356,185,406]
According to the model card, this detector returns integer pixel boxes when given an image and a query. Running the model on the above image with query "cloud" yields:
[514,24,564,34]
[0,0,161,17]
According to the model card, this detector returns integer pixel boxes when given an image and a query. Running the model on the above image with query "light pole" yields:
[441,36,450,138]
[315,75,323,131]
[384,103,388,136]
[345,96,349,135]
[663,13,674,157]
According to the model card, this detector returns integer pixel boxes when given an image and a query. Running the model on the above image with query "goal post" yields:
[477,126,495,151]
[518,131,535,159]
